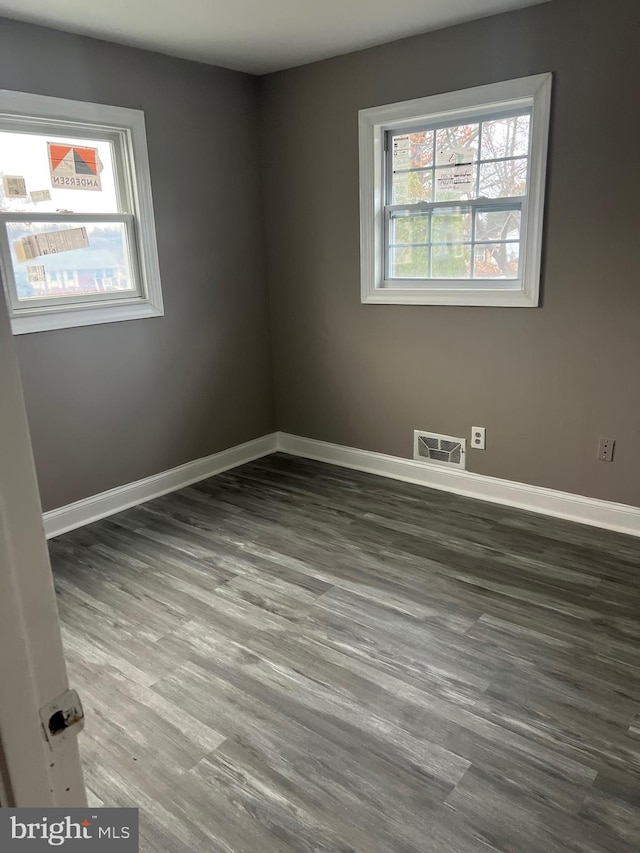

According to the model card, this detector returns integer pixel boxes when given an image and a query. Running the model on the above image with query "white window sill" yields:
[362,284,538,307]
[10,299,164,335]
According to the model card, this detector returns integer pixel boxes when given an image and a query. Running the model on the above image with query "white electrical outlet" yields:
[471,426,486,450]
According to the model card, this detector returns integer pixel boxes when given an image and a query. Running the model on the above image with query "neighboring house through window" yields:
[0,90,163,334]
[359,74,552,306]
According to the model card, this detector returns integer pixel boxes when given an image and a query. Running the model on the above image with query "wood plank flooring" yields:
[50,453,640,852]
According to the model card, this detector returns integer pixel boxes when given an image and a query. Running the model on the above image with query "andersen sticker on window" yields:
[47,143,103,191]
[0,809,138,850]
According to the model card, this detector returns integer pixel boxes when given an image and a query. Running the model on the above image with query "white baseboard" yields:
[44,430,640,540]
[43,433,278,539]
[276,432,640,538]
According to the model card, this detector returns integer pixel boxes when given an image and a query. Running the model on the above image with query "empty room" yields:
[0,0,639,850]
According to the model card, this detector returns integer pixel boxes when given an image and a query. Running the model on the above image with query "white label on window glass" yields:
[14,227,90,261]
[2,175,27,198]
[436,147,475,193]
[47,142,103,191]
[30,189,52,202]
[392,135,411,171]
[26,264,46,283]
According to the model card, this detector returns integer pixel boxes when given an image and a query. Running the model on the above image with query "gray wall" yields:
[3,0,640,513]
[0,17,275,512]
[260,0,640,507]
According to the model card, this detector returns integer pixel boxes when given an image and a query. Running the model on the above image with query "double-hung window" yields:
[359,74,552,306]
[0,90,163,334]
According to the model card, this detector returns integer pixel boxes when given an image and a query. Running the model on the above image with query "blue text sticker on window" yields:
[0,810,138,850]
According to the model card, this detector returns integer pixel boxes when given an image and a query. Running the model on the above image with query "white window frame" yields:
[0,90,163,334]
[359,74,552,307]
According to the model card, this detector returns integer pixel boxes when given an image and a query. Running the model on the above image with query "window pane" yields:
[432,124,478,203]
[389,246,429,278]
[0,131,119,214]
[434,167,478,202]
[392,169,433,204]
[7,221,135,301]
[474,242,520,279]
[391,214,429,245]
[432,208,472,244]
[432,244,471,278]
[391,130,434,171]
[436,123,480,159]
[478,157,528,198]
[476,209,521,242]
[480,114,531,160]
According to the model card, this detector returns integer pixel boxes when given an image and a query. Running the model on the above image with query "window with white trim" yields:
[359,74,552,306]
[0,90,163,334]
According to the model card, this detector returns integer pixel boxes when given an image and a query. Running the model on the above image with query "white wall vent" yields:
[413,430,466,470]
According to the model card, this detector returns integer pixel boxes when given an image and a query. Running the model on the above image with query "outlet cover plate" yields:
[471,426,486,450]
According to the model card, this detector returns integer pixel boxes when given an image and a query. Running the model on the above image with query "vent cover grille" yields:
[413,431,466,469]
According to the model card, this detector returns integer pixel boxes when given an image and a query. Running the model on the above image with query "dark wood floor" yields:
[50,453,640,852]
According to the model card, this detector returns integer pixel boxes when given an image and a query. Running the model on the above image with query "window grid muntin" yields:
[385,197,524,282]
[385,106,532,284]
[385,103,531,205]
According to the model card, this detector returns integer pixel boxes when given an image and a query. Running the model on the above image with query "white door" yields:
[0,283,86,806]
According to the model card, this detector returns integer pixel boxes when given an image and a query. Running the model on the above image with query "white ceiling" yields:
[0,0,550,75]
